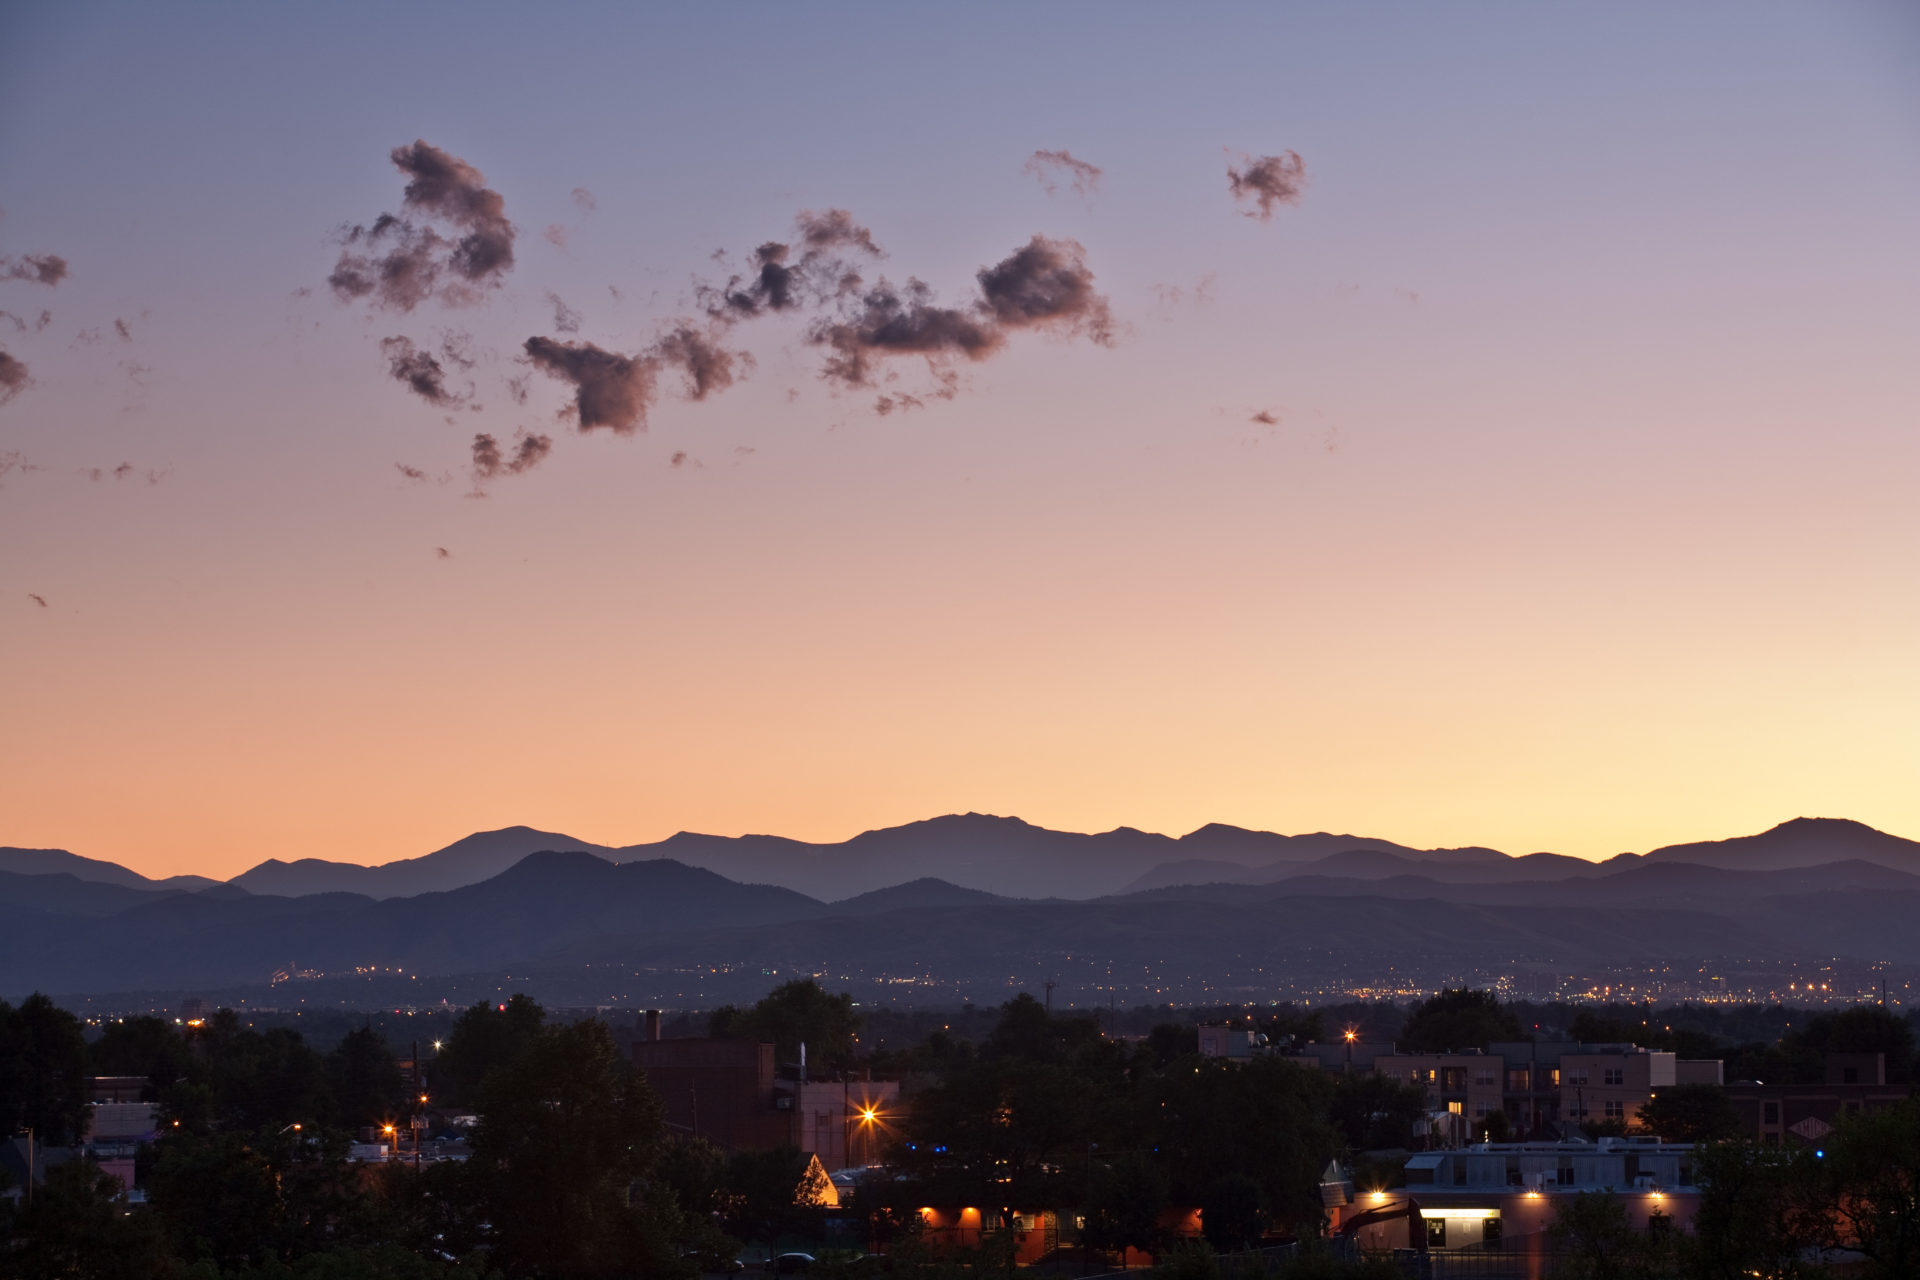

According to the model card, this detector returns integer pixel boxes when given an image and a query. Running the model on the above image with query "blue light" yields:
[1815,1149,1825,1159]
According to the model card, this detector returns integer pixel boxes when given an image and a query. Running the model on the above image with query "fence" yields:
[1088,1238,1569,1280]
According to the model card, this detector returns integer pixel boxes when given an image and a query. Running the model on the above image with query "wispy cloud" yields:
[1227,150,1308,220]
[471,431,552,480]
[380,335,467,407]
[0,309,53,333]
[546,291,582,333]
[1023,149,1102,198]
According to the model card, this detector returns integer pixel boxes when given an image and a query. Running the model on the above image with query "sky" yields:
[3,3,1917,882]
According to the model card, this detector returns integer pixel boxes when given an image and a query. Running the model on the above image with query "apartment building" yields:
[1726,1052,1909,1146]
[1302,1040,1722,1136]
[1328,1138,1701,1255]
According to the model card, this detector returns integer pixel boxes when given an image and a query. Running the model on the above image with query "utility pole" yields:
[1044,979,1057,1014]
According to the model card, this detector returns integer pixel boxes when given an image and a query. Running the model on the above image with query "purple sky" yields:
[2,3,1917,878]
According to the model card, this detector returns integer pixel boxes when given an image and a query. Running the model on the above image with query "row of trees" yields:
[1543,1110,1920,1280]
[4,983,1917,1278]
[0,995,729,1278]
[0,995,423,1144]
[885,992,1426,1254]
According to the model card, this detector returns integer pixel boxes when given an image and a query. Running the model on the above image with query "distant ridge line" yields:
[5,814,1916,905]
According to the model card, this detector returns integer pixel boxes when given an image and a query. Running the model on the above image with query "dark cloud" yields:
[1,254,68,286]
[808,236,1114,390]
[523,324,747,431]
[507,433,552,473]
[546,291,582,333]
[796,208,882,257]
[1250,410,1279,426]
[392,141,515,282]
[435,546,452,559]
[703,209,884,321]
[28,593,46,608]
[808,280,1002,388]
[1227,151,1308,219]
[669,450,688,468]
[328,217,445,311]
[651,326,743,400]
[976,236,1114,344]
[113,317,132,341]
[0,349,28,404]
[1023,149,1102,198]
[329,142,516,310]
[571,187,597,212]
[471,431,552,480]
[523,336,660,433]
[380,335,465,407]
[470,433,502,478]
[543,224,570,249]
[0,450,34,481]
[396,463,430,482]
[113,462,134,479]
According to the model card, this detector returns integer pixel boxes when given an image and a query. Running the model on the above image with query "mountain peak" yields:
[1764,816,1878,837]
[1641,817,1919,875]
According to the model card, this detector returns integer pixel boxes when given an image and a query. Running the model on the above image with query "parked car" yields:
[766,1253,815,1274]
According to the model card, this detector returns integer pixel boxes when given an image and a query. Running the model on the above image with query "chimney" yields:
[644,1010,662,1042]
